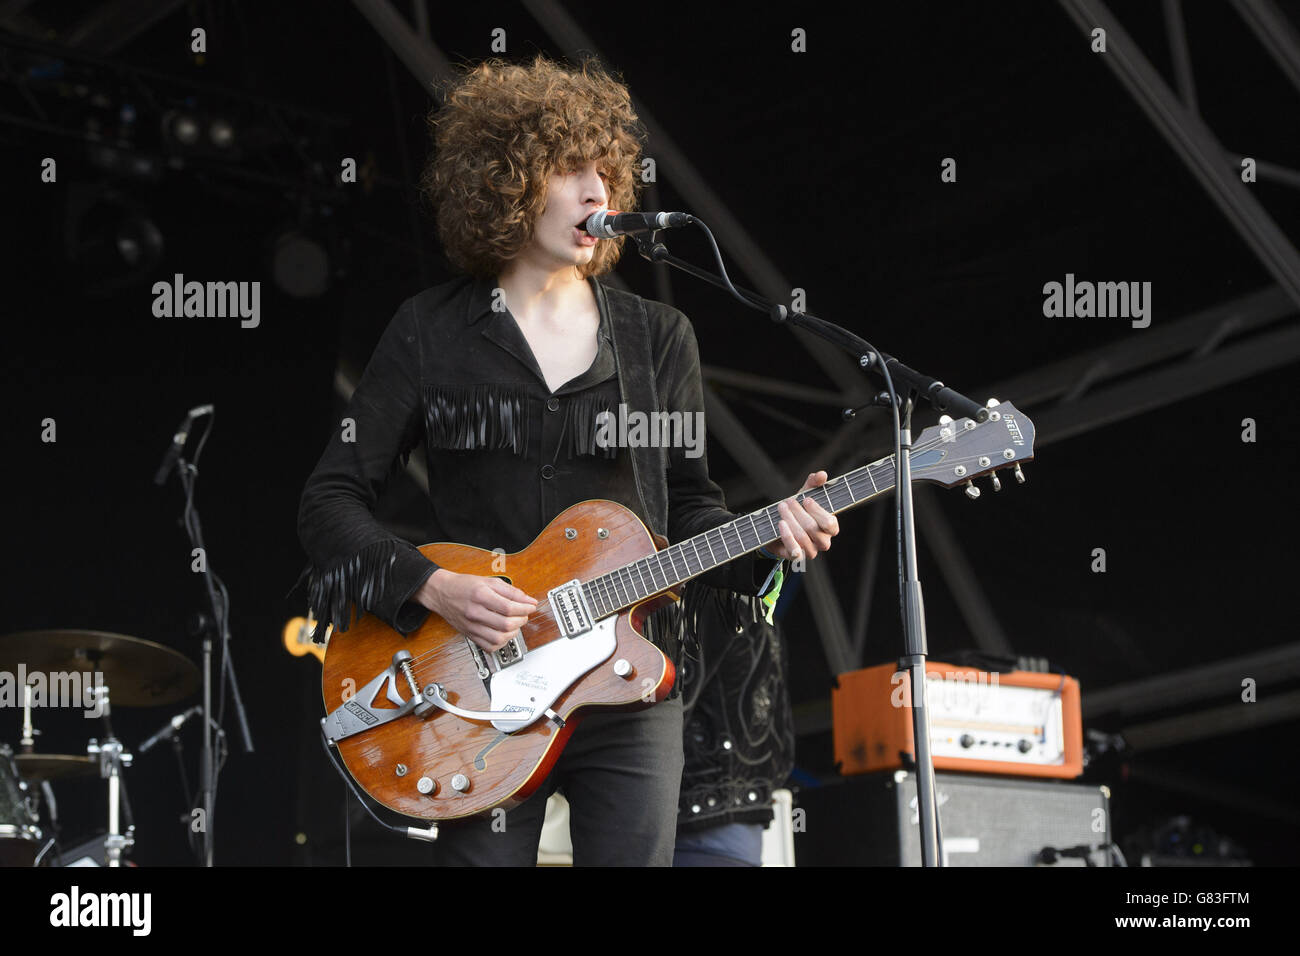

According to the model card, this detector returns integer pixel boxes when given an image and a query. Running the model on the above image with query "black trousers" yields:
[431,698,685,866]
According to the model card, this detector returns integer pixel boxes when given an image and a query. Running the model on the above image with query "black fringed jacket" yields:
[295,274,783,677]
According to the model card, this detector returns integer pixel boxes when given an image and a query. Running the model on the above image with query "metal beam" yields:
[849,501,886,664]
[64,0,188,54]
[721,285,1295,505]
[912,486,1014,656]
[701,365,847,406]
[1230,0,1300,97]
[350,0,455,92]
[1120,689,1300,751]
[1060,0,1300,308]
[1161,0,1198,112]
[1084,642,1300,718]
[1030,320,1300,445]
[703,382,857,675]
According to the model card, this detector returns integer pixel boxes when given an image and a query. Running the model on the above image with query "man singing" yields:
[297,54,837,865]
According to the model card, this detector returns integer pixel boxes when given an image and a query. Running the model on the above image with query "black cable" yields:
[317,728,438,846]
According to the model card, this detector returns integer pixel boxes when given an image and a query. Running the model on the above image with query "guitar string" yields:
[401,427,1016,686]
[401,429,1007,684]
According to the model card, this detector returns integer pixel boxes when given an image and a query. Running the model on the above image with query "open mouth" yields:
[574,217,598,244]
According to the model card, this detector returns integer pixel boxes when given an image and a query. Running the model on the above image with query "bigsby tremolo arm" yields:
[322,650,532,744]
[412,682,533,723]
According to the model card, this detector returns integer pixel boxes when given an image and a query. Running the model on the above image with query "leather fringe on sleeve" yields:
[640,580,767,700]
[302,538,401,635]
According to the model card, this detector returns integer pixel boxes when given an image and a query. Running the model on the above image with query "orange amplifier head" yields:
[833,661,1083,779]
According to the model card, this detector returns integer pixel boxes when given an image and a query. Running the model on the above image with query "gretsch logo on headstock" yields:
[1003,414,1025,446]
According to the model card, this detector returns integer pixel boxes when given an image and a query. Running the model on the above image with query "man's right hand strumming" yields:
[417,568,539,652]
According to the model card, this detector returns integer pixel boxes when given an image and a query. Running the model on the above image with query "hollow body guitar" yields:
[320,400,1035,822]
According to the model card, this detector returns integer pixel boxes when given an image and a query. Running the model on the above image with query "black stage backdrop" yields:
[1,0,1297,869]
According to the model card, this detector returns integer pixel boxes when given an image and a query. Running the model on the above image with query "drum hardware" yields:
[0,743,42,866]
[1,628,200,867]
[86,685,135,867]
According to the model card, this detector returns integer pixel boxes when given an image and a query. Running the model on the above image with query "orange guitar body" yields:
[320,499,677,822]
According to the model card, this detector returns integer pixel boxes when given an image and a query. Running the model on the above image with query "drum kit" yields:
[0,629,199,867]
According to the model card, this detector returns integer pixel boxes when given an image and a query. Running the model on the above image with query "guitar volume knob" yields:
[613,659,634,679]
[450,774,470,793]
[417,776,436,795]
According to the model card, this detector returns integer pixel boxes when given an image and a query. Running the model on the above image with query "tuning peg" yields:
[964,480,980,499]
[1013,464,1026,484]
[990,473,1002,492]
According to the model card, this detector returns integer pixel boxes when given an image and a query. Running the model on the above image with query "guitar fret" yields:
[669,546,687,582]
[654,552,671,589]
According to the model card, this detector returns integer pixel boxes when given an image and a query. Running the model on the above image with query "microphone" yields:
[152,404,214,485]
[583,209,693,238]
[138,706,202,753]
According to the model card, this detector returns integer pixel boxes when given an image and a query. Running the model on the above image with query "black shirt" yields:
[297,273,777,645]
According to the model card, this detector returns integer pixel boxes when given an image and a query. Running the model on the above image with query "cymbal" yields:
[0,630,199,707]
[14,753,97,782]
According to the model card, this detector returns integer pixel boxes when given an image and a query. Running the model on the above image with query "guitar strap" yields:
[597,279,669,541]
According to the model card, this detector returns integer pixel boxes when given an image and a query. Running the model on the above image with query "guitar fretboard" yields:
[582,454,899,618]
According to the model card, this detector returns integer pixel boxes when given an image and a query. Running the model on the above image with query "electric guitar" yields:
[282,614,330,664]
[321,399,1035,821]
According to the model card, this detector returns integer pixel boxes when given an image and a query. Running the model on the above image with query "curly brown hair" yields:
[421,55,646,279]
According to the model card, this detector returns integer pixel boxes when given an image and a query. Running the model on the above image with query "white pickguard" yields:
[489,615,618,732]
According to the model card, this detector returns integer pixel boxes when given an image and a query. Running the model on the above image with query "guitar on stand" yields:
[319,400,1034,823]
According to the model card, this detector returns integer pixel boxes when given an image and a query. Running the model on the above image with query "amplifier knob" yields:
[959,734,974,749]
[1018,739,1032,753]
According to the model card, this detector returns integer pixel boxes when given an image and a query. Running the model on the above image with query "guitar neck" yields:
[582,453,898,618]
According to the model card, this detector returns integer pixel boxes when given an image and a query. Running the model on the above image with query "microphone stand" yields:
[631,226,989,866]
[156,409,255,865]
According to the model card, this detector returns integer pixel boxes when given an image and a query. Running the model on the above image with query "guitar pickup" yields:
[549,580,594,638]
[495,633,526,667]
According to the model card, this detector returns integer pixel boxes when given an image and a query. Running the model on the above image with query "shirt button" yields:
[546,397,560,412]
[541,464,555,479]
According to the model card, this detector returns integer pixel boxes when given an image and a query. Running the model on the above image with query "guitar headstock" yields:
[911,399,1035,498]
